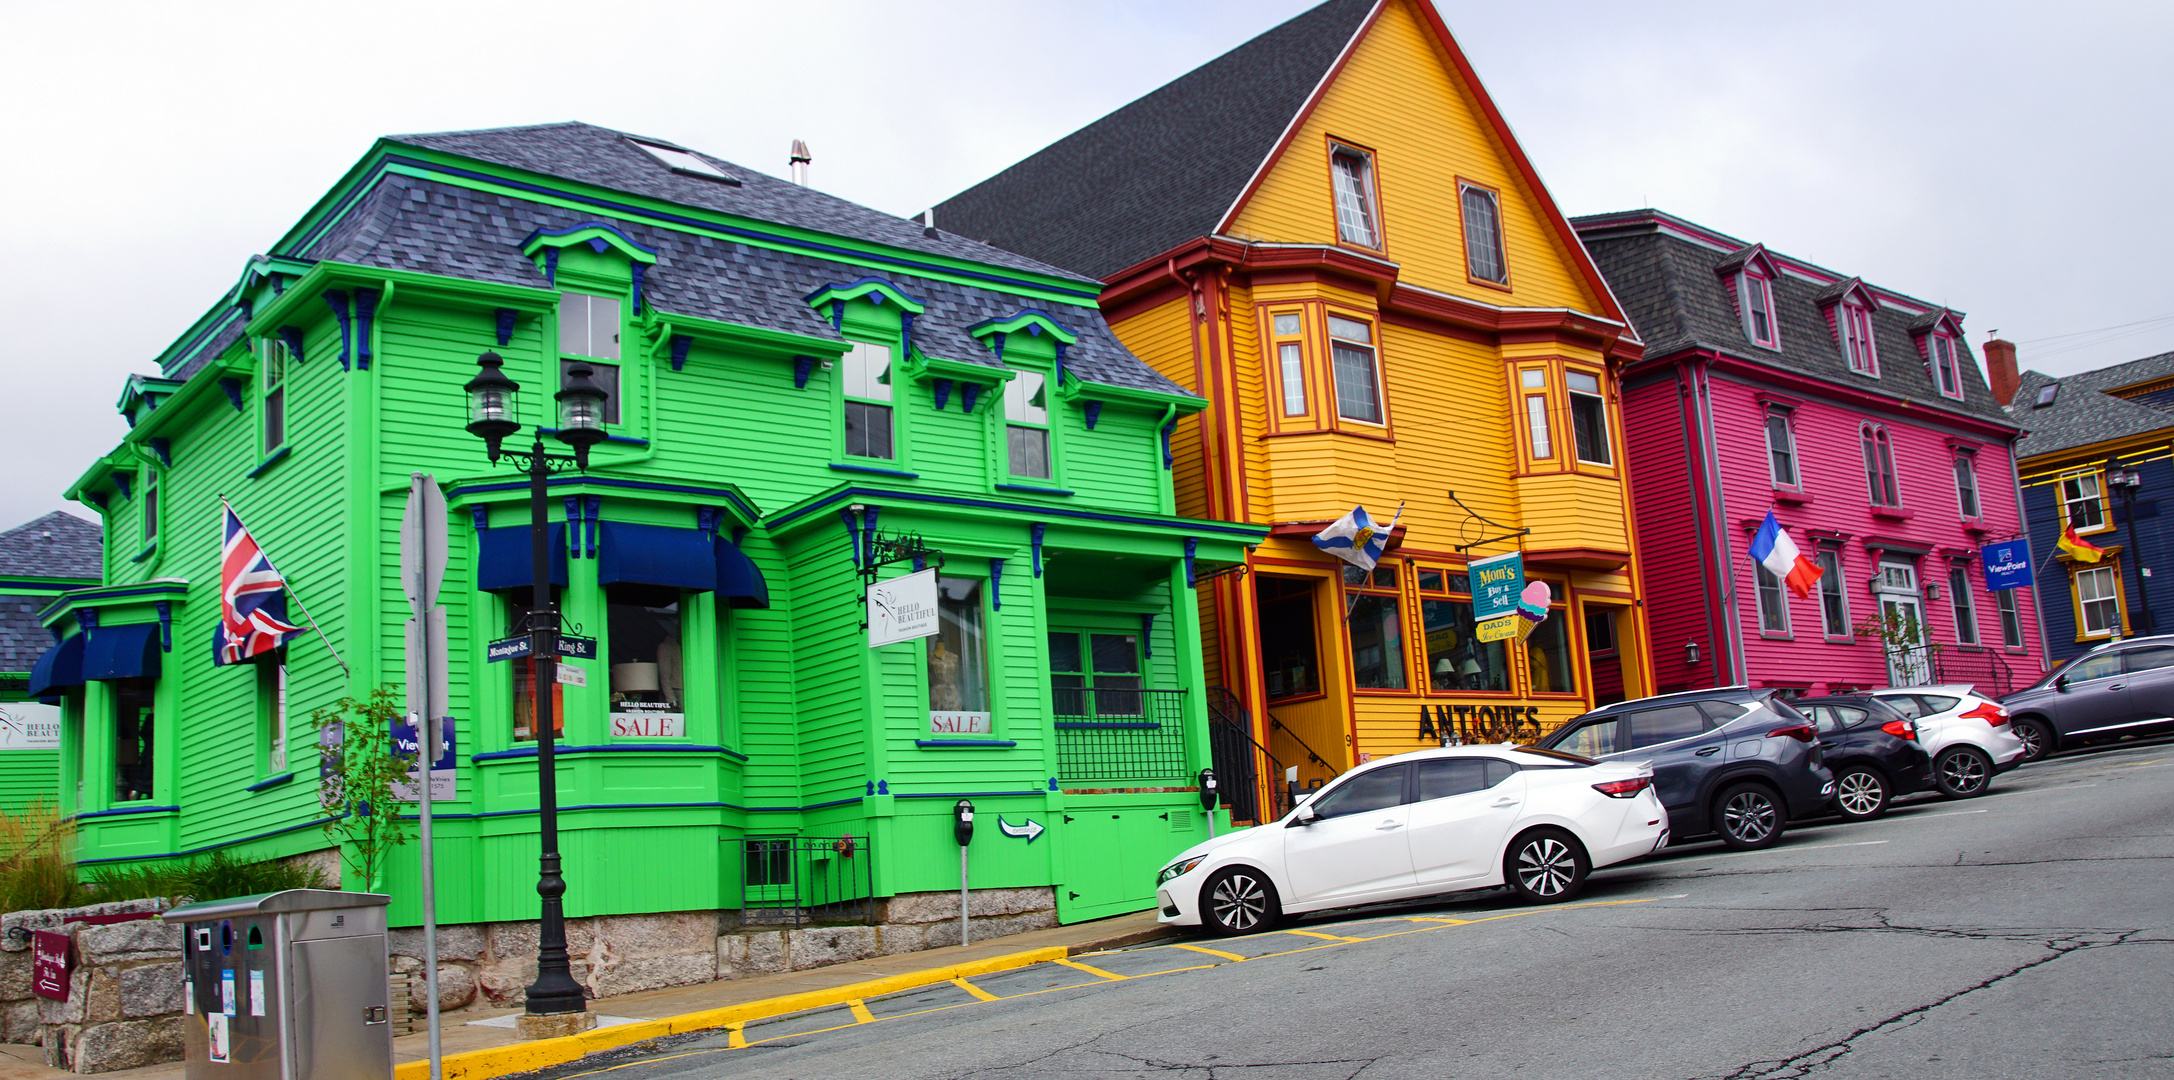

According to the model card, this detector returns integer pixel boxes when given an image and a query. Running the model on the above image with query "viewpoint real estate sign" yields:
[1980,540,2031,591]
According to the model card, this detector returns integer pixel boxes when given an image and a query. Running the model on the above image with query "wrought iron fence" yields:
[1055,687,1189,784]
[1207,687,1282,824]
[1930,648,2019,697]
[734,834,876,927]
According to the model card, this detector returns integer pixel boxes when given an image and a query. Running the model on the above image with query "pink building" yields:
[1576,210,2045,697]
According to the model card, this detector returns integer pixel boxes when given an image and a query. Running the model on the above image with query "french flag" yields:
[1751,511,1824,599]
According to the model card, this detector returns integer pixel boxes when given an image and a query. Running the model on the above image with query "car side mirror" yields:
[1287,804,1320,828]
[2055,675,2068,691]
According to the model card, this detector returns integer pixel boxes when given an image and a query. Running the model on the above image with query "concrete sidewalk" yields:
[0,910,1172,1080]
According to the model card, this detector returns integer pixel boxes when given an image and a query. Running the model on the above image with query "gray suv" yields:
[2002,634,2174,758]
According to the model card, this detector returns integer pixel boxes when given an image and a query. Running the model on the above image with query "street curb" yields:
[391,946,1068,1080]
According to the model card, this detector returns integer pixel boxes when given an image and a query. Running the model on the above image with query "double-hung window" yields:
[1272,312,1308,416]
[1567,371,1610,465]
[1327,316,1382,424]
[1004,369,1052,479]
[1740,271,1778,347]
[1816,548,1848,637]
[260,336,289,452]
[559,292,623,424]
[1756,560,1790,634]
[1862,425,1899,507]
[1840,301,1880,376]
[1930,333,1964,399]
[928,577,991,731]
[1948,567,1979,645]
[141,469,159,545]
[1765,411,1799,487]
[1329,145,1380,248]
[1954,454,1982,519]
[1522,369,1551,459]
[1997,589,2025,649]
[1048,632,1143,718]
[2076,564,2121,638]
[1459,183,1508,284]
[842,342,894,460]
[2061,473,2106,531]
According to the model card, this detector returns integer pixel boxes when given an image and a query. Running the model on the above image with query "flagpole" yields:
[1341,503,1407,620]
[222,497,349,676]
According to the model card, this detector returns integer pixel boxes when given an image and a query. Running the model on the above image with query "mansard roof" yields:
[2009,350,2174,458]
[157,123,1185,399]
[932,0,1379,280]
[1574,209,2015,429]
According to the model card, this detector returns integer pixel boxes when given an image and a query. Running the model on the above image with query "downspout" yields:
[1675,358,1720,689]
[1694,358,1746,685]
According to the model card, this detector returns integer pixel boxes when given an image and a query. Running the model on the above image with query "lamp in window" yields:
[463,351,522,461]
[555,362,610,469]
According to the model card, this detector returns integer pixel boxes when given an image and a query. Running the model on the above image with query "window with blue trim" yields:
[560,293,622,424]
[1005,370,1052,479]
[141,468,159,545]
[842,342,895,460]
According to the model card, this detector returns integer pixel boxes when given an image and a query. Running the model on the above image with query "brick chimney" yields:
[1985,338,2020,406]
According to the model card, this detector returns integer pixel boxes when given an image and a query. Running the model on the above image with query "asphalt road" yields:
[559,737,2174,1079]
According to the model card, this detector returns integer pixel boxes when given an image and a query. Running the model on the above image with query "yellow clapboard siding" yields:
[1227,0,1598,314]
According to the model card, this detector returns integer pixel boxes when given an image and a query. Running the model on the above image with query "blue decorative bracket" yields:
[77,609,98,632]
[354,289,379,370]
[564,497,581,558]
[112,474,129,500]
[1184,538,1199,588]
[496,308,517,347]
[670,335,692,372]
[831,301,844,331]
[840,508,862,568]
[1084,401,1103,430]
[961,383,982,413]
[1141,613,1154,658]
[471,506,489,533]
[794,356,816,390]
[991,332,1005,361]
[219,379,245,412]
[630,263,648,314]
[1054,342,1068,386]
[697,506,719,538]
[156,601,172,652]
[544,248,560,287]
[900,311,915,358]
[933,378,952,410]
[990,558,1004,610]
[148,439,171,467]
[278,326,305,365]
[1031,523,1045,577]
[325,291,352,369]
[1161,419,1176,469]
[585,496,601,557]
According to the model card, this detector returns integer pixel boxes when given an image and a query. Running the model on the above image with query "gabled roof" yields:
[2009,350,2174,458]
[932,0,1379,280]
[1575,210,2014,428]
[0,512,102,580]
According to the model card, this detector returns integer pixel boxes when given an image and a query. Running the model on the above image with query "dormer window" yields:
[559,292,622,424]
[1329,144,1380,248]
[1929,332,1964,400]
[1005,370,1052,479]
[1459,182,1508,285]
[1739,270,1778,348]
[842,342,895,460]
[1840,300,1879,376]
[630,140,732,181]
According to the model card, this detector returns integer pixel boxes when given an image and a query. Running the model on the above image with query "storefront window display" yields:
[608,584,684,738]
[113,679,155,803]
[1344,564,1406,690]
[928,577,990,733]
[1526,607,1578,694]
[1421,598,1509,692]
[507,594,564,742]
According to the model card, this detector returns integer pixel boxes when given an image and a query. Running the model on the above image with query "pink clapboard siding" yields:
[1624,362,2043,696]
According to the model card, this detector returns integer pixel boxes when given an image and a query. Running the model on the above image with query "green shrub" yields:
[0,802,86,912]
[86,850,331,905]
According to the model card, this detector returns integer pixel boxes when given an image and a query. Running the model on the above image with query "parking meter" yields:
[954,800,974,946]
[1198,768,1218,837]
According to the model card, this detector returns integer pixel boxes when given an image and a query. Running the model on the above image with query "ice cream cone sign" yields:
[1514,581,1551,642]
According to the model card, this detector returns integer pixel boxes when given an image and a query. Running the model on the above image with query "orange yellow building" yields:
[939,0,1650,818]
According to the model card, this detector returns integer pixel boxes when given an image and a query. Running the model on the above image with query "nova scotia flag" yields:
[1313,505,1397,572]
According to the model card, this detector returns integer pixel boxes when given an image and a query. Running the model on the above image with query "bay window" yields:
[1567,370,1610,465]
[606,584,684,737]
[1272,312,1307,416]
[1522,369,1551,459]
[1328,316,1382,425]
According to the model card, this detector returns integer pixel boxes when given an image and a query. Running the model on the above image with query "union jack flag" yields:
[216,503,303,665]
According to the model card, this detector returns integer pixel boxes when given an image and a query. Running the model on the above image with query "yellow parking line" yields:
[952,977,1000,1002]
[1054,958,1127,981]
[846,999,874,1024]
[1404,917,1472,925]
[1281,929,1362,942]
[1169,943,1247,962]
[726,1022,745,1049]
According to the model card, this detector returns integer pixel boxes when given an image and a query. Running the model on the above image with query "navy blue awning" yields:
[717,537,770,609]
[478,524,569,592]
[82,623,161,682]
[598,522,716,591]
[27,634,84,698]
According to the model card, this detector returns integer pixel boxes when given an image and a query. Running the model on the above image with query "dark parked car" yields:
[1795,696,1934,820]
[2002,634,2174,758]
[1537,688,1835,850]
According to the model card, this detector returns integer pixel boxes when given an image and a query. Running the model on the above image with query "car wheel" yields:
[1504,828,1589,904]
[1934,747,1994,798]
[2011,717,2054,763]
[1834,767,1889,821]
[1715,783,1785,850]
[1199,867,1280,936]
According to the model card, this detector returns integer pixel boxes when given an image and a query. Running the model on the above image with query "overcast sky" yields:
[5,0,2169,529]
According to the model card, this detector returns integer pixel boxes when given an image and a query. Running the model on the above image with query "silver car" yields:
[1864,684,2025,796]
[2000,635,2174,760]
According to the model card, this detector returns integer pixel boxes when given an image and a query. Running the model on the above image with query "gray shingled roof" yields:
[1576,214,2015,430]
[0,595,56,676]
[172,125,1186,398]
[0,513,102,580]
[932,0,1378,280]
[2008,350,2174,458]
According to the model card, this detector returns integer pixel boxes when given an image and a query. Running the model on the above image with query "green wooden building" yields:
[33,123,1262,928]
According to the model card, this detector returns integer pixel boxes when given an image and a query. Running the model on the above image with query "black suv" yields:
[1795,695,1935,820]
[1537,688,1836,850]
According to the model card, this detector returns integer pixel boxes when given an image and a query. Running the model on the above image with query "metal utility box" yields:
[165,890,393,1080]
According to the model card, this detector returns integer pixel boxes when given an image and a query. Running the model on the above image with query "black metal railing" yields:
[734,834,877,927]
[1207,687,1283,824]
[1055,688,1189,784]
[1930,648,2019,697]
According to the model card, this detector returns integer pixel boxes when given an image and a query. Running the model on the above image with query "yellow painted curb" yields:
[392,946,1069,1080]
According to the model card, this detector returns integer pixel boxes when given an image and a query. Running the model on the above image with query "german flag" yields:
[2058,524,2106,563]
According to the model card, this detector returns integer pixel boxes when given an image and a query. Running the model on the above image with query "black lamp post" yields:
[463,351,608,1021]
[2107,462,2153,634]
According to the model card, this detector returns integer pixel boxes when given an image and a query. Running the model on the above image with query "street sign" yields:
[487,636,532,663]
[869,568,940,647]
[558,635,598,660]
[400,474,449,617]
[405,607,449,731]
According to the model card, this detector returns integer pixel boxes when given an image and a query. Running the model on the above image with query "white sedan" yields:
[1156,745,1670,935]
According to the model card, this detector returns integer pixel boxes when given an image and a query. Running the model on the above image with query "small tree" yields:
[1855,608,1942,684]
[309,687,415,892]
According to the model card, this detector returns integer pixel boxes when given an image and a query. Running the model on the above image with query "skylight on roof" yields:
[2035,383,2060,407]
[632,141,730,180]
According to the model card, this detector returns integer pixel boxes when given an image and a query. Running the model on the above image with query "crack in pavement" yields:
[1693,929,2147,1079]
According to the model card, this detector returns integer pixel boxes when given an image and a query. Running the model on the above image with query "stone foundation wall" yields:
[0,886,1060,1071]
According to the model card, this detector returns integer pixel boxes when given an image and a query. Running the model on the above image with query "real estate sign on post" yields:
[1469,551,1526,640]
[869,567,941,647]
